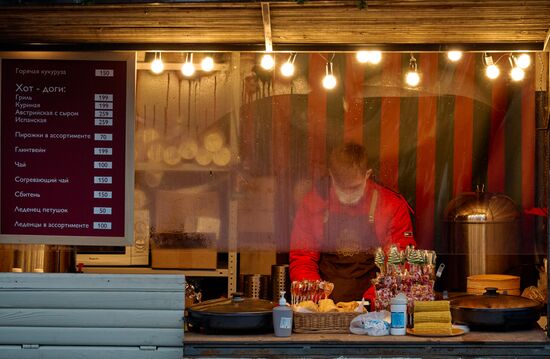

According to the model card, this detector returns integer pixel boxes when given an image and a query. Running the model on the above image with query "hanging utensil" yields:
[163,72,182,166]
[179,79,198,160]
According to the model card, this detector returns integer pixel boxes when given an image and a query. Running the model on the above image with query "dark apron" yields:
[319,190,378,302]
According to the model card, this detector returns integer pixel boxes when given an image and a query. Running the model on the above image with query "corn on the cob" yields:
[413,300,450,312]
[413,311,452,324]
[413,322,452,335]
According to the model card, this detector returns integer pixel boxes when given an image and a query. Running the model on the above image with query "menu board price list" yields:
[1,59,127,240]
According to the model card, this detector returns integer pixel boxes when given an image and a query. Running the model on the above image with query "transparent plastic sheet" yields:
[134,52,545,260]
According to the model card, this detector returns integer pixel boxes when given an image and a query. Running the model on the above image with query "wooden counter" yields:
[184,328,550,358]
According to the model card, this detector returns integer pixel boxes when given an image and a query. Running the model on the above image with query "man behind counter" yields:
[289,143,416,303]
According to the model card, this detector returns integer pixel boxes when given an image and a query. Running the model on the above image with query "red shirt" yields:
[289,180,416,283]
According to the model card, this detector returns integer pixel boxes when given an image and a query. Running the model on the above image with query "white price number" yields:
[93,191,112,199]
[94,133,112,141]
[93,207,112,215]
[95,118,113,127]
[95,110,112,118]
[93,221,112,230]
[94,94,113,102]
[94,161,112,169]
[94,176,112,184]
[95,102,113,110]
[95,69,114,77]
[94,147,112,155]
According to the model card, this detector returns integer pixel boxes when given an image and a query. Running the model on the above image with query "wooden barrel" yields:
[467,274,520,295]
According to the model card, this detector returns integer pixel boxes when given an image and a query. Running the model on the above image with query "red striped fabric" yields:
[521,67,536,209]
[379,54,401,191]
[344,53,365,144]
[487,71,507,193]
[415,53,438,250]
[521,61,536,254]
[452,53,475,196]
[307,54,328,181]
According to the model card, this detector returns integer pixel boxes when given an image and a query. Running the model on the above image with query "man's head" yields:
[329,143,372,205]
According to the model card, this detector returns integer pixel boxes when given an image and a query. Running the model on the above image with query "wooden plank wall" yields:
[0,1,549,47]
[0,273,185,359]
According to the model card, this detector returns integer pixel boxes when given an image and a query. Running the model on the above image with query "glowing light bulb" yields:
[281,61,295,77]
[181,62,195,77]
[405,71,420,87]
[516,54,531,69]
[447,51,463,62]
[322,74,337,90]
[356,51,370,63]
[356,50,382,64]
[485,64,500,79]
[201,56,214,72]
[511,67,525,81]
[150,58,164,74]
[260,54,275,70]
[369,51,382,64]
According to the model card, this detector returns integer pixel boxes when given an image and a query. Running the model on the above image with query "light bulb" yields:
[516,54,531,69]
[150,58,164,74]
[486,64,500,79]
[356,51,370,63]
[369,51,382,64]
[281,61,295,77]
[181,61,195,77]
[511,67,525,81]
[447,51,462,62]
[260,54,275,70]
[405,71,420,86]
[201,56,214,72]
[322,74,337,90]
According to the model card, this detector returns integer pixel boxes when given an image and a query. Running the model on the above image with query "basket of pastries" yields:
[291,280,367,333]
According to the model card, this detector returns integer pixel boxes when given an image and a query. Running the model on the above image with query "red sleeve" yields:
[289,194,322,281]
[380,193,416,250]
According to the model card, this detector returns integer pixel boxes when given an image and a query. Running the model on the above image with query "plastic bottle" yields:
[390,292,407,335]
[272,291,293,337]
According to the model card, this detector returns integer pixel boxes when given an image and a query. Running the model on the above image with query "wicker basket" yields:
[293,311,360,334]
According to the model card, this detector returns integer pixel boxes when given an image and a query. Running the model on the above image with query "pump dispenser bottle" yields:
[272,291,293,337]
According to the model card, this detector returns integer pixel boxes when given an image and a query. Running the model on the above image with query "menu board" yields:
[0,52,135,245]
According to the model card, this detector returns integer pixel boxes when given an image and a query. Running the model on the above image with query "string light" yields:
[509,55,525,81]
[356,50,382,64]
[181,53,195,77]
[516,53,531,69]
[260,53,275,70]
[150,52,164,74]
[322,61,337,90]
[447,50,462,62]
[369,51,382,64]
[483,53,500,79]
[280,53,296,77]
[405,54,420,87]
[201,55,215,72]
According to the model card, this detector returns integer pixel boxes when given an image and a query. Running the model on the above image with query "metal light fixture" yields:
[181,53,195,77]
[322,61,337,90]
[280,53,296,77]
[150,52,164,74]
[405,54,420,87]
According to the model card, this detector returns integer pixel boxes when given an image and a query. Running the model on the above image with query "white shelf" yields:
[81,266,228,277]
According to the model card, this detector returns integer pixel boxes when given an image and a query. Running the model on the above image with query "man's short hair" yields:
[329,143,368,184]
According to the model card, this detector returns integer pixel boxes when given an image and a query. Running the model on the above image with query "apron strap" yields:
[369,189,378,223]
